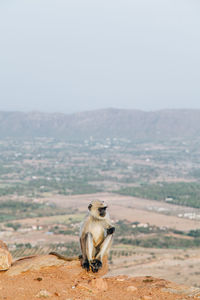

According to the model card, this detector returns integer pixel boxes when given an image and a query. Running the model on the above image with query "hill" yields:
[1,254,200,299]
[0,108,200,140]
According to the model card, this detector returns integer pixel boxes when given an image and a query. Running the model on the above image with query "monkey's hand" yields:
[107,227,115,235]
[90,259,102,273]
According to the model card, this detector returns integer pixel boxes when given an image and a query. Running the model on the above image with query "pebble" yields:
[0,248,12,271]
[36,290,52,298]
[77,283,94,293]
[91,278,108,291]
[127,285,138,292]
[35,277,43,281]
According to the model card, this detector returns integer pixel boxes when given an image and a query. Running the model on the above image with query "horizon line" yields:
[0,107,200,115]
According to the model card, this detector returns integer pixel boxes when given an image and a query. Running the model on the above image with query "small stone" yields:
[0,241,8,251]
[143,278,154,283]
[35,277,43,281]
[0,248,12,271]
[91,278,108,291]
[36,290,52,298]
[77,283,94,293]
[127,285,138,292]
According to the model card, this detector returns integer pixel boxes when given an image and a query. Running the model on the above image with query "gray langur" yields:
[80,200,115,272]
[50,200,115,273]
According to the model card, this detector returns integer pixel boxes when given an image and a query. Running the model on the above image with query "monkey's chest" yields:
[89,223,105,247]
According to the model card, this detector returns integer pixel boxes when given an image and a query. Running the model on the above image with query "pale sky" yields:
[0,0,200,113]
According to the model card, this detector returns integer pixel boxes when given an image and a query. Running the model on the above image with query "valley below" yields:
[0,131,200,288]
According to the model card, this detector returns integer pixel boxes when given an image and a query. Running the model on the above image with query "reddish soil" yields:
[0,255,199,300]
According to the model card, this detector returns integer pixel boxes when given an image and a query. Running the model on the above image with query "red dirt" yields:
[0,255,199,300]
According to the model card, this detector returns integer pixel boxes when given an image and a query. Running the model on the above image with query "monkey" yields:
[50,200,115,273]
[80,200,115,273]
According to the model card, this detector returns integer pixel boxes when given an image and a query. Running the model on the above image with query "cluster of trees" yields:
[118,236,200,249]
[114,220,162,238]
[118,182,200,208]
[0,200,74,222]
[114,220,200,249]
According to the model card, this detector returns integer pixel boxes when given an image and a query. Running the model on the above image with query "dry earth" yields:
[0,254,200,300]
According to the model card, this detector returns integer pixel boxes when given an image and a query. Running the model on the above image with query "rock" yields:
[0,241,12,270]
[6,254,66,276]
[0,240,8,251]
[142,296,152,300]
[91,278,108,291]
[116,275,128,282]
[77,282,95,293]
[127,285,138,292]
[36,290,52,298]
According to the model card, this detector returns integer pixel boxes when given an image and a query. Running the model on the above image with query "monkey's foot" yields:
[82,259,90,271]
[90,259,102,273]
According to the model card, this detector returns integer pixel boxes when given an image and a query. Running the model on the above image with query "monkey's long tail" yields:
[49,251,82,261]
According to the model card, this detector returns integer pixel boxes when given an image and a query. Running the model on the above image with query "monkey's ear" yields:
[88,204,92,210]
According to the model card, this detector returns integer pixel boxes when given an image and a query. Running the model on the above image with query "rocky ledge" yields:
[0,240,12,271]
[0,253,200,300]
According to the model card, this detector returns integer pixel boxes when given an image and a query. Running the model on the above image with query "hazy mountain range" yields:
[0,108,200,140]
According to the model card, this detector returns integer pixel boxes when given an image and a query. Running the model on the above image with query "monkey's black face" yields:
[98,207,107,217]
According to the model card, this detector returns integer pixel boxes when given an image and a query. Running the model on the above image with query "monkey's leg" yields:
[80,232,94,271]
[80,236,89,271]
[85,232,102,273]
[85,232,94,262]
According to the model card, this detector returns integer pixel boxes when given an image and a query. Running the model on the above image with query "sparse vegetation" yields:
[117,182,200,208]
[118,236,200,249]
[0,200,76,222]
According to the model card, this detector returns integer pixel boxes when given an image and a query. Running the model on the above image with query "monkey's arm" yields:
[103,217,115,235]
[93,220,115,267]
[95,233,113,262]
[49,251,81,261]
[104,221,115,235]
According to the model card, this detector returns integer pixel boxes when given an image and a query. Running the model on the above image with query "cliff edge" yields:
[0,254,200,300]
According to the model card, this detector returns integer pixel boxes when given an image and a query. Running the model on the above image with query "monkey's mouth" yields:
[100,212,105,217]
[98,207,107,217]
